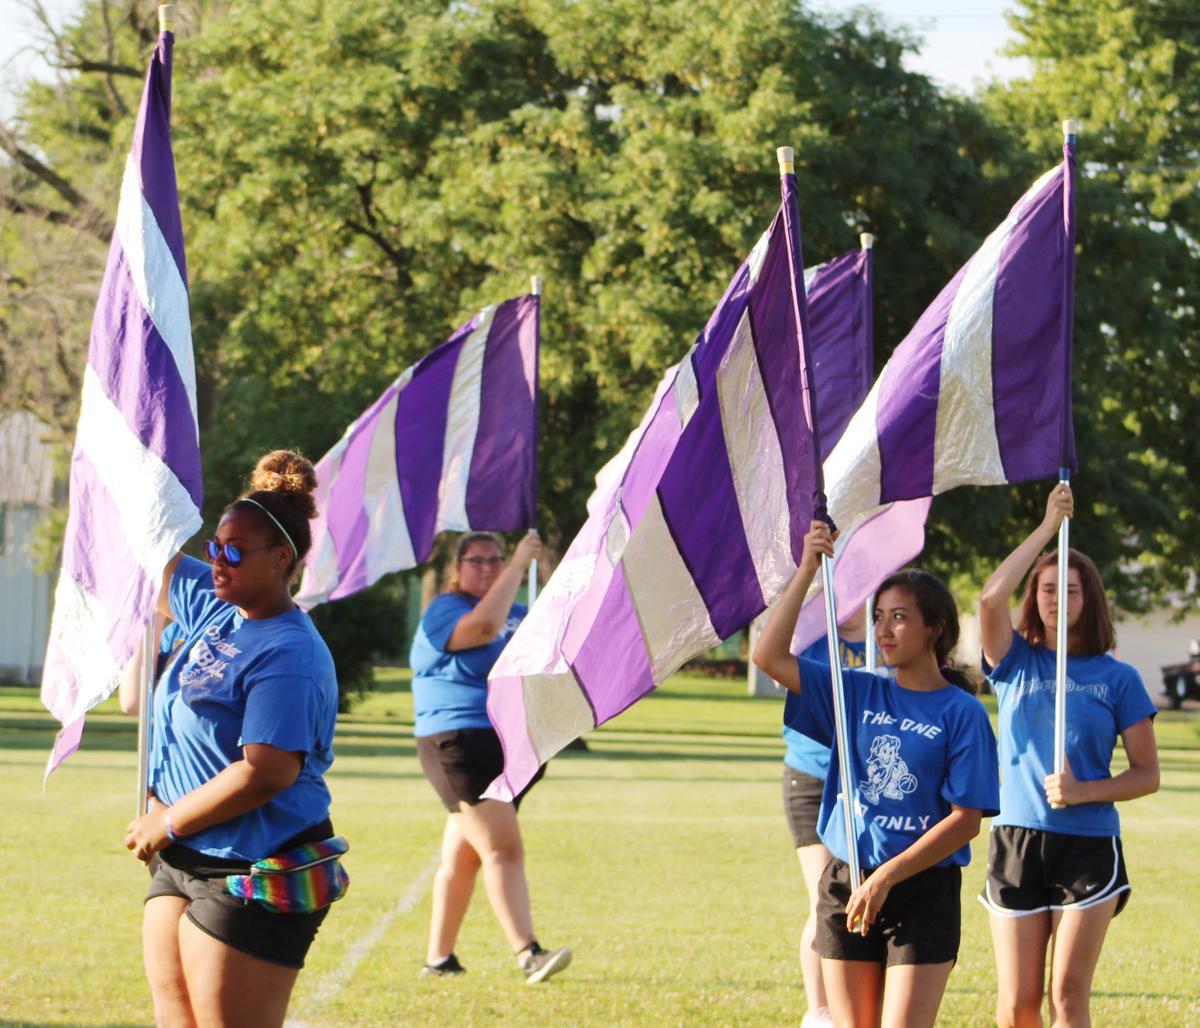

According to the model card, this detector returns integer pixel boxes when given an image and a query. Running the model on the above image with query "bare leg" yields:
[990,910,1052,1027]
[1047,897,1119,1028]
[178,915,299,1028]
[797,842,833,1016]
[143,896,197,1028]
[879,961,954,1028]
[822,958,883,1028]
[427,814,482,962]
[453,798,535,951]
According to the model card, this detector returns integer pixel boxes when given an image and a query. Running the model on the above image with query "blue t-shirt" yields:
[783,638,869,778]
[150,556,339,860]
[410,593,526,737]
[787,659,1000,869]
[985,631,1156,837]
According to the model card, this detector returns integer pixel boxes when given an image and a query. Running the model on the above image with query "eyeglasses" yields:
[205,540,282,567]
[461,556,504,568]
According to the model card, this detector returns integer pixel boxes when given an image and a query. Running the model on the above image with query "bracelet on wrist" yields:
[165,809,180,842]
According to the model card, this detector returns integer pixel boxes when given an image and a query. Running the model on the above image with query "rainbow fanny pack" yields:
[225,835,350,914]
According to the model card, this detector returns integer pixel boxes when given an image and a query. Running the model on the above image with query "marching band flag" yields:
[485,178,827,801]
[295,295,539,609]
[41,23,203,774]
[792,155,1077,653]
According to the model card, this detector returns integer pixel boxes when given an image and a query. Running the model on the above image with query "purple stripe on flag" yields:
[690,266,752,385]
[613,392,683,528]
[745,217,814,559]
[807,250,871,460]
[656,398,763,638]
[876,266,966,502]
[325,427,377,601]
[89,242,202,507]
[46,715,86,776]
[482,673,539,803]
[394,326,474,562]
[130,33,186,285]
[61,453,158,650]
[991,168,1069,482]
[465,296,537,529]
[568,569,656,722]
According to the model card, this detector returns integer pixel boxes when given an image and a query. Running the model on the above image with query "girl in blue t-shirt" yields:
[978,484,1159,1027]
[411,530,571,984]
[755,521,999,1028]
[123,450,342,1027]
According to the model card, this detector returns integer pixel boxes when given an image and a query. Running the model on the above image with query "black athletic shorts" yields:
[782,764,825,848]
[979,825,1130,917]
[816,859,961,966]
[417,727,545,812]
[144,819,335,969]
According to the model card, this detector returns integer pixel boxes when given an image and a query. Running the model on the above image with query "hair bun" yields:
[249,450,317,518]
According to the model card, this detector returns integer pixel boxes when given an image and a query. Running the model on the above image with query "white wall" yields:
[0,506,52,683]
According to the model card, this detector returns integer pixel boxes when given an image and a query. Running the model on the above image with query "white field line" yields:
[287,852,439,1026]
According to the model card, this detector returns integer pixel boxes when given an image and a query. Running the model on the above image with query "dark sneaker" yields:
[421,954,466,977]
[521,943,572,984]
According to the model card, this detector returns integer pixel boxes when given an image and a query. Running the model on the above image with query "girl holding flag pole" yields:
[123,450,345,1027]
[978,483,1159,1028]
[755,522,999,1028]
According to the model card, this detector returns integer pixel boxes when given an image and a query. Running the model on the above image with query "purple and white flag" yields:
[41,26,202,773]
[295,295,539,609]
[792,154,1077,653]
[804,246,873,461]
[485,177,824,801]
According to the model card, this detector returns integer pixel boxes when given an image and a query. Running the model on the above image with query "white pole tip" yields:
[1063,119,1080,137]
[859,232,875,249]
[776,146,795,173]
[530,275,543,296]
[158,4,176,31]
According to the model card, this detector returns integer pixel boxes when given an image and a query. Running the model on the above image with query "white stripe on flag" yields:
[437,305,496,532]
[44,576,122,720]
[718,309,794,601]
[673,356,700,430]
[824,381,884,528]
[362,387,416,582]
[803,260,824,290]
[621,494,720,684]
[77,365,202,576]
[931,173,1056,493]
[522,671,595,765]
[116,153,198,435]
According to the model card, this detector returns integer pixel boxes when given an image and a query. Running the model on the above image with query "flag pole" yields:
[859,232,878,676]
[134,1,177,819]
[1053,120,1079,794]
[528,274,543,607]
[777,146,862,897]
[134,620,155,817]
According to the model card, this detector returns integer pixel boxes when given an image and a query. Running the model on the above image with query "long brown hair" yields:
[875,569,977,694]
[1018,548,1115,655]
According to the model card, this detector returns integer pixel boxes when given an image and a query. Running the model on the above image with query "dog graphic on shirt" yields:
[860,734,918,804]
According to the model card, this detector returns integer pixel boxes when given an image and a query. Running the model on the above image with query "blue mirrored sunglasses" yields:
[205,540,282,567]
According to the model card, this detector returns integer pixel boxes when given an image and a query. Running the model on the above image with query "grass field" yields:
[2,673,1199,1027]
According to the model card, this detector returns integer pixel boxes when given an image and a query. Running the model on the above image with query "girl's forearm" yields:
[871,809,981,890]
[981,520,1057,611]
[1074,766,1160,805]
[752,564,817,692]
[165,760,291,838]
